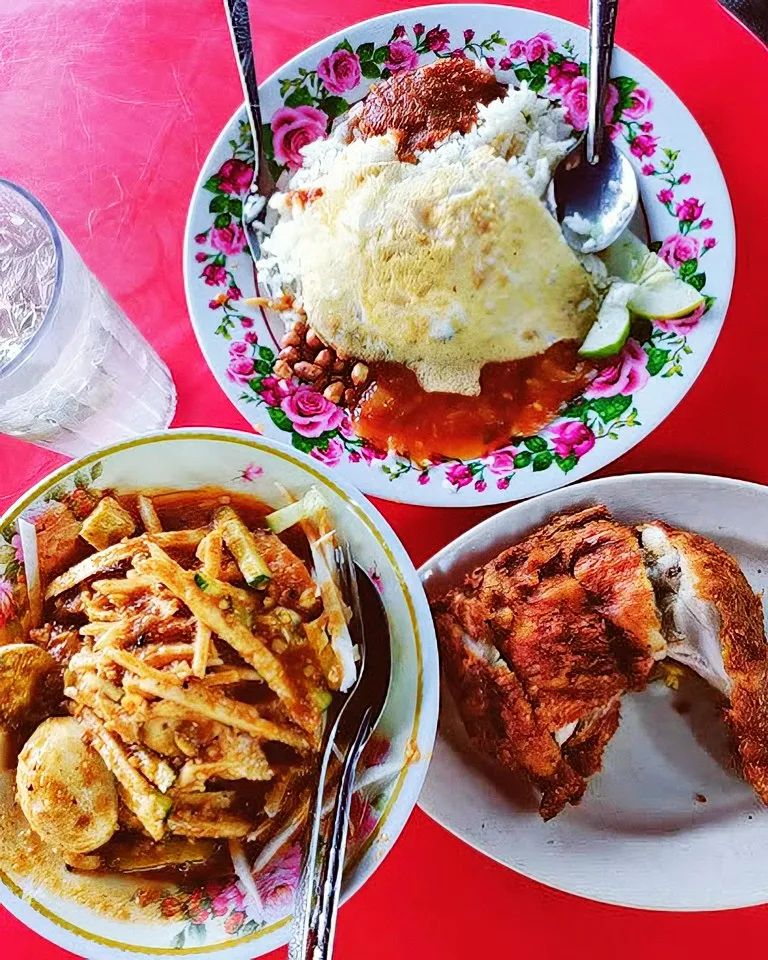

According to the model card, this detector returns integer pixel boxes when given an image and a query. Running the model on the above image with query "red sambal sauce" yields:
[349,56,507,160]
[351,342,596,465]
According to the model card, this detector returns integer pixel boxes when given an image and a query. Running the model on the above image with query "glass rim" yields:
[0,178,63,379]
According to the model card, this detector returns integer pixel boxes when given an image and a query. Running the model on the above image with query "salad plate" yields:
[0,430,438,958]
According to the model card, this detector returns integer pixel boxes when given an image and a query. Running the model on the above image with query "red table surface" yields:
[0,0,766,956]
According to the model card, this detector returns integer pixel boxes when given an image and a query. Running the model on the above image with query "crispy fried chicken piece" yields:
[433,506,662,819]
[641,522,768,803]
[434,608,586,818]
[562,696,622,779]
[481,506,665,685]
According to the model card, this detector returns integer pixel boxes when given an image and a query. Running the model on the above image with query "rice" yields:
[259,80,575,296]
[256,76,599,394]
[274,82,573,204]
[417,85,574,198]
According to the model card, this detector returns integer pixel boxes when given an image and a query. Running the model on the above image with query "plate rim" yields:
[417,470,768,912]
[183,3,736,508]
[0,427,440,957]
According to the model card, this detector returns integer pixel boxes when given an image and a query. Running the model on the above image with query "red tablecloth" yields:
[0,0,766,957]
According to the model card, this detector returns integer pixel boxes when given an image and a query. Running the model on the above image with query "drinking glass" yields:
[0,180,176,457]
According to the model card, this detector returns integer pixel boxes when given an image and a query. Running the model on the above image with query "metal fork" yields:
[289,541,392,960]
[223,0,276,263]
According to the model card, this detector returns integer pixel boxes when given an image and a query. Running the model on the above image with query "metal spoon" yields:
[223,0,276,262]
[289,544,392,960]
[549,0,638,253]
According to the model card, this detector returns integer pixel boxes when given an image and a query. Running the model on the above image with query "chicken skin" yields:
[432,506,663,819]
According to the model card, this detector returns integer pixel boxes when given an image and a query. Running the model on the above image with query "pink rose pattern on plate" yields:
[586,340,650,398]
[0,578,15,628]
[385,39,420,73]
[280,385,345,438]
[271,105,328,170]
[196,22,718,495]
[549,420,597,458]
[157,744,393,948]
[238,461,264,482]
[317,49,362,95]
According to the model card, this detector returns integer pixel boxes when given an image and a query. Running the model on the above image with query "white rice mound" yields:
[286,81,574,200]
[417,84,574,199]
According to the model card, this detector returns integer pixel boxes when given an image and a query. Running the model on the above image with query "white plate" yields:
[184,4,735,507]
[0,429,438,958]
[418,473,768,911]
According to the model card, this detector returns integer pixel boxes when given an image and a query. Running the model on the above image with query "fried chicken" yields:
[641,522,768,804]
[433,506,663,819]
[435,503,768,820]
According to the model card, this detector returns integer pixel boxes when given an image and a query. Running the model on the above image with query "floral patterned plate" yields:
[184,4,735,506]
[0,429,438,959]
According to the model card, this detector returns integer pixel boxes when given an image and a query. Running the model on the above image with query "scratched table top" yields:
[0,0,767,957]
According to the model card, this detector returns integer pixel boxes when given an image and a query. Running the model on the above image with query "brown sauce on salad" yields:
[12,488,326,889]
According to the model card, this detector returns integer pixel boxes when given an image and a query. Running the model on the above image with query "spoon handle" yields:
[586,0,619,165]
[222,0,274,198]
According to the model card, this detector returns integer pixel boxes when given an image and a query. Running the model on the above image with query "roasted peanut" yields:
[281,330,301,348]
[332,358,347,375]
[344,388,357,408]
[278,346,299,363]
[351,362,369,386]
[314,349,334,368]
[294,361,323,381]
[305,327,324,350]
[273,360,293,380]
[323,381,345,404]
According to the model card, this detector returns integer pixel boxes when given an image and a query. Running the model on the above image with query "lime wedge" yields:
[602,230,705,320]
[579,281,634,358]
[628,275,705,319]
[603,230,672,285]
[603,231,648,281]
